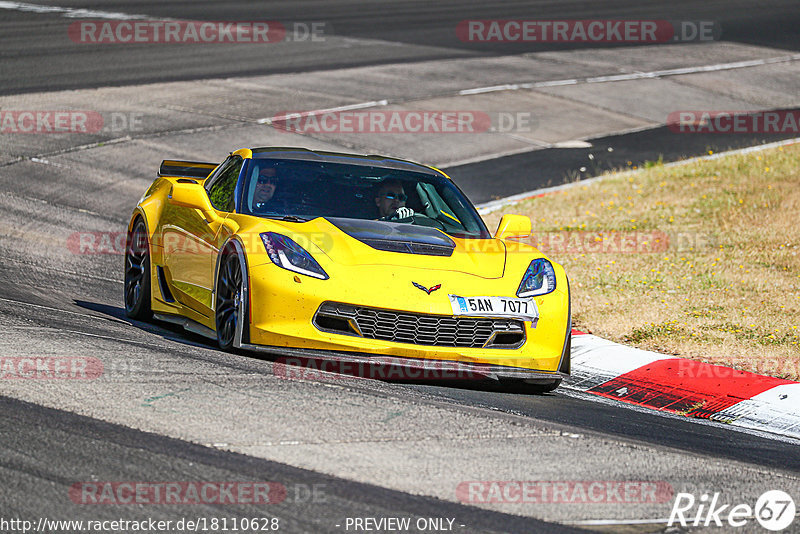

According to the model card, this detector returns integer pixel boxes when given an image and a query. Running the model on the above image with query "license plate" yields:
[448,295,539,322]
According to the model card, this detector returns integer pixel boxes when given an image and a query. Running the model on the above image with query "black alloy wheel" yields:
[124,219,152,319]
[216,247,243,350]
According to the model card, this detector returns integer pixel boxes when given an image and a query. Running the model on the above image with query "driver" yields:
[375,179,414,220]
[253,166,282,212]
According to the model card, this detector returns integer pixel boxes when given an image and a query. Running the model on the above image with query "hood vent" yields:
[327,217,455,257]
[361,239,454,256]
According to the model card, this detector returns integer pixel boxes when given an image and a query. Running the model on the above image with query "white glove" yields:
[395,207,415,219]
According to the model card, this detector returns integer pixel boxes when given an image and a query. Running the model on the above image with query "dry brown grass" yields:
[483,144,800,380]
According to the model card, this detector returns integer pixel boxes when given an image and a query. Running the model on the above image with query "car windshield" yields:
[240,157,491,238]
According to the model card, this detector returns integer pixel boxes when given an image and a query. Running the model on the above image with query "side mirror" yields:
[170,182,212,209]
[168,182,221,221]
[494,214,531,240]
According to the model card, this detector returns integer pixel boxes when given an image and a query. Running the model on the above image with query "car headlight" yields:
[260,232,329,280]
[517,258,556,297]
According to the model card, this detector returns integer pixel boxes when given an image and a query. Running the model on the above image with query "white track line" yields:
[0,1,150,19]
[257,100,389,124]
[0,296,121,320]
[460,54,800,95]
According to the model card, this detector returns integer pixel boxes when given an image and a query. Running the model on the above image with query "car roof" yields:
[245,147,442,176]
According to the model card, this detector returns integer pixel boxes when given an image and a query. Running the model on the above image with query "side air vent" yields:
[156,266,175,302]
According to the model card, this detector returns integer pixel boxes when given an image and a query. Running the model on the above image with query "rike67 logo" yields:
[669,490,796,531]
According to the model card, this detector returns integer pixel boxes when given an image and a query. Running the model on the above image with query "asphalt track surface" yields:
[0,0,798,95]
[2,1,800,533]
[0,395,582,533]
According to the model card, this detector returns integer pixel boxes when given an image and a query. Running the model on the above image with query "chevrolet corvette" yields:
[124,147,571,391]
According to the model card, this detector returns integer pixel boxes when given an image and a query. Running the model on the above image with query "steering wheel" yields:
[408,212,446,230]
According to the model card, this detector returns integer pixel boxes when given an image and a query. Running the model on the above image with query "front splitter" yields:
[238,342,567,383]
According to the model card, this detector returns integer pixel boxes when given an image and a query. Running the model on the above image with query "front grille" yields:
[313,302,525,349]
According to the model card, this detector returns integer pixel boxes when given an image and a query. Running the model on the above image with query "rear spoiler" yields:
[158,160,217,179]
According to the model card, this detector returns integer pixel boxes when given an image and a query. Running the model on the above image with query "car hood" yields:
[289,217,508,279]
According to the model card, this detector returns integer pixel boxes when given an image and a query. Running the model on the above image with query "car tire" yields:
[124,219,152,320]
[216,246,243,351]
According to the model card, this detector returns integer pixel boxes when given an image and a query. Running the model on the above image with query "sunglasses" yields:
[384,193,407,202]
[257,176,278,185]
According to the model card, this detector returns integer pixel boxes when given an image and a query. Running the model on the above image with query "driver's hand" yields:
[394,207,415,219]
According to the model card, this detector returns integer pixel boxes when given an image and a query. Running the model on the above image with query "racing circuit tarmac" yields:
[1,1,800,532]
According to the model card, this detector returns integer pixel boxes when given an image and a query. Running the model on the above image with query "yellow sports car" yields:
[125,147,571,391]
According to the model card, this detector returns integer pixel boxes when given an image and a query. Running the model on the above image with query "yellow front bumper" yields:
[244,260,570,373]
